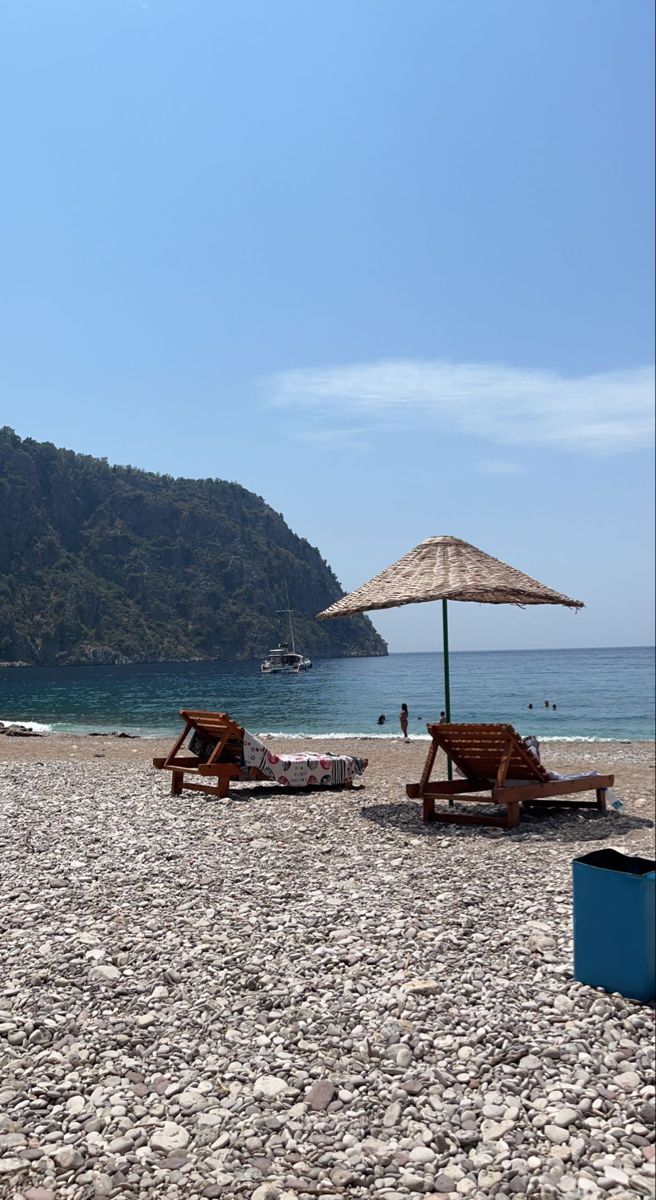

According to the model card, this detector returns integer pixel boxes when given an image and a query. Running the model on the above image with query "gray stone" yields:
[481,1119,512,1141]
[0,1133,26,1149]
[409,1145,435,1164]
[53,1146,84,1170]
[400,978,439,996]
[88,965,120,983]
[92,1172,114,1196]
[399,1171,425,1192]
[519,1055,543,1070]
[552,1106,579,1127]
[362,1136,389,1157]
[544,1125,569,1145]
[253,1075,287,1100]
[478,1170,504,1190]
[614,1071,641,1090]
[108,1136,133,1153]
[178,1087,207,1110]
[331,1167,357,1187]
[306,1079,337,1111]
[136,1011,157,1028]
[402,1078,425,1095]
[435,1173,460,1192]
[149,1122,190,1153]
[383,1101,402,1127]
[0,1157,28,1175]
[600,1167,629,1186]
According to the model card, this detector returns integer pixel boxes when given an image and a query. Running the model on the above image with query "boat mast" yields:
[280,577,296,653]
[284,577,296,653]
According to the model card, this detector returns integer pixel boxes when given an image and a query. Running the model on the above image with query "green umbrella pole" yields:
[442,598,452,721]
[442,599,453,792]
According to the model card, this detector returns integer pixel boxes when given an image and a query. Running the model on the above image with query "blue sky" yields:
[1,0,653,652]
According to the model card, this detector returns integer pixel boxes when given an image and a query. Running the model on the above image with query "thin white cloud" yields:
[265,359,654,454]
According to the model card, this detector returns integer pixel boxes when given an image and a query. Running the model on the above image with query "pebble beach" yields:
[1,733,654,1200]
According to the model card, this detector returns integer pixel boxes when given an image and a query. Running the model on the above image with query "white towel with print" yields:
[241,729,366,787]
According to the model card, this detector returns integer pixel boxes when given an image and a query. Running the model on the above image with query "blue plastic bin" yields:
[573,849,656,1003]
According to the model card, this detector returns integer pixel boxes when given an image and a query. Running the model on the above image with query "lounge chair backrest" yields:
[426,722,551,785]
[179,710,244,764]
[180,710,243,738]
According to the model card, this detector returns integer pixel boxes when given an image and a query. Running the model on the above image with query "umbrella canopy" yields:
[318,536,583,779]
[318,535,583,618]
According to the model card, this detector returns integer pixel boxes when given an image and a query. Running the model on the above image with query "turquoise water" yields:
[0,647,653,740]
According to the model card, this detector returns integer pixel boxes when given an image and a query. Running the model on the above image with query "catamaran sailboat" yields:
[260,644,312,674]
[260,600,312,674]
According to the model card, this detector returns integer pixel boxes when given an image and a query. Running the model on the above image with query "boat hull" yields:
[260,640,312,675]
[261,660,311,674]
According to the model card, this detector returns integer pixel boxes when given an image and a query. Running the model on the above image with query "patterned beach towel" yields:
[241,729,366,788]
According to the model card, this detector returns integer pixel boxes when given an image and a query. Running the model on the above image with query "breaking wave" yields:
[0,719,53,733]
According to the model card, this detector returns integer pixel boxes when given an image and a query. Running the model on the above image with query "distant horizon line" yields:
[386,644,654,655]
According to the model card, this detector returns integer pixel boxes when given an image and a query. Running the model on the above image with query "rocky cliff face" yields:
[0,428,387,665]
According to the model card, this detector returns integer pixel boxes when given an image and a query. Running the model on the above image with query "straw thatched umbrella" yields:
[317,536,583,771]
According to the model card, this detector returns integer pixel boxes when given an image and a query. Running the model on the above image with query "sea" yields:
[0,646,653,742]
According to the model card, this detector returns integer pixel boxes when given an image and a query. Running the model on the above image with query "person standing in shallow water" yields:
[399,703,409,740]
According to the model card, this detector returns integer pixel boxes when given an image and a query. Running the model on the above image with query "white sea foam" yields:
[0,720,637,744]
[256,730,431,741]
[257,731,627,743]
[538,735,620,743]
[0,719,53,733]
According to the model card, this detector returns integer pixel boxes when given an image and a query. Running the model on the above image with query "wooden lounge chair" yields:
[406,723,614,830]
[153,710,368,798]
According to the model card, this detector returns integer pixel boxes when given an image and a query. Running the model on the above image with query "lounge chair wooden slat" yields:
[407,722,614,830]
[154,710,367,800]
[153,712,248,797]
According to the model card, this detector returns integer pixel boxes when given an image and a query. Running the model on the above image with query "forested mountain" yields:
[0,428,386,666]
